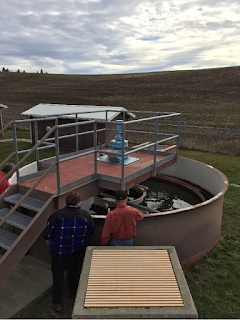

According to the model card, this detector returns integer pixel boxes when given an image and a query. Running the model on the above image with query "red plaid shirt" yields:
[100,204,144,246]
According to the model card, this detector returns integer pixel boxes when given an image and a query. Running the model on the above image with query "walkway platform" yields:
[72,246,198,319]
[20,148,176,195]
[0,254,52,319]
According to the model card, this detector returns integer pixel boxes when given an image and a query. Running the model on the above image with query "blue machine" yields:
[97,120,139,165]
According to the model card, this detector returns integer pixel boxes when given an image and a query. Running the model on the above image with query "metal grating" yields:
[0,208,33,230]
[0,228,18,250]
[4,193,45,212]
[84,249,184,308]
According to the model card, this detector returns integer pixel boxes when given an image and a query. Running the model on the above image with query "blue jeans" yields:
[108,238,133,246]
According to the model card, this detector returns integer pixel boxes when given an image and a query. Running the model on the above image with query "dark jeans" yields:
[51,250,80,304]
[108,238,133,246]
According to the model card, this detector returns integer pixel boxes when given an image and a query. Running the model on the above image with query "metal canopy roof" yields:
[0,104,8,109]
[22,104,135,121]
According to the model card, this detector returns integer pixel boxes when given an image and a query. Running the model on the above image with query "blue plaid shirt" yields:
[43,206,94,258]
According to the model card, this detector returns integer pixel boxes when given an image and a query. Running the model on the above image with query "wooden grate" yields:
[84,249,184,308]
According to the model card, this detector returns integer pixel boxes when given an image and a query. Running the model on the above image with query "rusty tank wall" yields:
[86,156,229,267]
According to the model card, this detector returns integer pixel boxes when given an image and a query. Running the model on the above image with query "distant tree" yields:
[17,69,20,72]
[37,71,39,73]
[40,68,43,73]
[5,68,9,72]
[2,67,5,72]
[23,70,25,73]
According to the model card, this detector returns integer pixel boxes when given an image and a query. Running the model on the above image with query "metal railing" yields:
[1,109,181,195]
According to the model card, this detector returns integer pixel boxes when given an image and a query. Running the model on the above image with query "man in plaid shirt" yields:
[43,191,94,312]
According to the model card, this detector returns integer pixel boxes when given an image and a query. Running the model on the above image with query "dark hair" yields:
[115,190,128,200]
[65,191,82,206]
[2,163,14,174]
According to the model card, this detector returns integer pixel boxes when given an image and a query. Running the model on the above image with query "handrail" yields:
[0,125,57,185]
[0,161,57,228]
[0,110,180,196]
[0,152,16,168]
[0,120,14,136]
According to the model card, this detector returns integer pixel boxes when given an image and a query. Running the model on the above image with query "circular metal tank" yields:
[88,156,229,267]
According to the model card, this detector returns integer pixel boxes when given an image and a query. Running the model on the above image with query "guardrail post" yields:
[176,114,181,161]
[94,122,97,179]
[105,111,108,145]
[75,114,79,151]
[12,122,20,183]
[54,119,61,195]
[121,121,125,190]
[153,117,158,176]
[34,121,40,171]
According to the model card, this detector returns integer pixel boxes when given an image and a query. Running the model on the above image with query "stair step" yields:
[0,208,33,230]
[4,193,45,212]
[0,228,18,250]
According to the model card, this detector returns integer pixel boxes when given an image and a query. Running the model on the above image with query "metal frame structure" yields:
[1,109,181,196]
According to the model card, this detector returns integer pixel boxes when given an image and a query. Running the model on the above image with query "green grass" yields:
[0,130,69,170]
[179,149,240,319]
[0,128,31,140]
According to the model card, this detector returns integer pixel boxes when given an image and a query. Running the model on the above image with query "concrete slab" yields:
[72,246,198,319]
[0,254,52,319]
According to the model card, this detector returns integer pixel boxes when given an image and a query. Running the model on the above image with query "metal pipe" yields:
[121,122,125,190]
[153,118,158,176]
[125,135,179,156]
[34,121,40,171]
[17,143,55,154]
[176,114,181,161]
[105,111,108,145]
[94,122,97,179]
[14,117,58,123]
[75,114,79,151]
[12,123,20,183]
[58,120,96,129]
[54,119,61,195]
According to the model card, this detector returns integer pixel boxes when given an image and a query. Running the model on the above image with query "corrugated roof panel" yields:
[22,104,135,120]
[0,104,8,109]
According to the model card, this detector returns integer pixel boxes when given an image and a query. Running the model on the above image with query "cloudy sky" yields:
[1,0,239,75]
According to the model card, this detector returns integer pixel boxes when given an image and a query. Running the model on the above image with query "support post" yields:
[75,114,79,151]
[54,118,61,195]
[153,118,158,176]
[34,121,40,171]
[12,123,20,183]
[176,114,181,161]
[94,122,97,179]
[121,121,125,190]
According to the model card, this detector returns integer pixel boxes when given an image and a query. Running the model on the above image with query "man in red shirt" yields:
[0,163,14,195]
[100,190,144,246]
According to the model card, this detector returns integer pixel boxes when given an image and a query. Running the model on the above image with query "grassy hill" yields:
[0,66,240,128]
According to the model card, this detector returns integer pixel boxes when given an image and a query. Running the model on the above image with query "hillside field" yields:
[0,66,240,128]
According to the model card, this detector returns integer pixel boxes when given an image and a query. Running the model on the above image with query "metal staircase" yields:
[0,184,57,286]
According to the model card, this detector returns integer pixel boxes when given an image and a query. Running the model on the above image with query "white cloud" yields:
[0,0,239,74]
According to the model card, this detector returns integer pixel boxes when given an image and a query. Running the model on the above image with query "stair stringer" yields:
[0,189,57,287]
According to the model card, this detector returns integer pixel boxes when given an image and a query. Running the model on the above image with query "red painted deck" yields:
[20,149,176,195]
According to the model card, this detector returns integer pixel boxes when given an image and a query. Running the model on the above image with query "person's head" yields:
[65,191,82,206]
[115,190,128,204]
[2,163,14,175]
